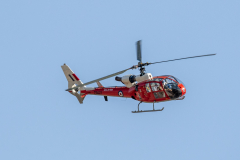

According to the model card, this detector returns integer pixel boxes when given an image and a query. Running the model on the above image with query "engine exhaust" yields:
[115,76,122,82]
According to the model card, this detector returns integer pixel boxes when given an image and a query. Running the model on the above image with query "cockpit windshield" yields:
[162,77,182,99]
[145,76,185,99]
[167,76,184,85]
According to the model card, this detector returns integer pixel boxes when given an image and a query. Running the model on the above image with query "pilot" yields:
[158,86,163,91]
[166,84,172,91]
[152,83,161,91]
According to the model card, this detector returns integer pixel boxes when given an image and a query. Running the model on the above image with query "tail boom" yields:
[80,86,132,98]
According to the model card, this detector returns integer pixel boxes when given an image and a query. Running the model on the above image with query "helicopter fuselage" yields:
[79,75,186,103]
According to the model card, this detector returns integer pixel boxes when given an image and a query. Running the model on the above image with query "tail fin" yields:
[61,64,85,88]
[61,64,86,104]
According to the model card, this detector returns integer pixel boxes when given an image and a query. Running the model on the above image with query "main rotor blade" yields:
[136,40,142,62]
[149,54,216,64]
[65,68,133,91]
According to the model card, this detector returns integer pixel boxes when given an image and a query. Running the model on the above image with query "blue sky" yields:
[0,0,239,160]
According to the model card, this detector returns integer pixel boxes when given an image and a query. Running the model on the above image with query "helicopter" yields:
[61,40,216,113]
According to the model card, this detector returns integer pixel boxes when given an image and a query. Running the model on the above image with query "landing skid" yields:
[132,101,164,113]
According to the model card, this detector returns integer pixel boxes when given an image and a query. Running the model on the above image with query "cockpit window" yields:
[145,83,151,92]
[167,76,184,85]
[162,78,178,86]
[175,77,184,85]
[153,92,165,99]
[167,76,178,82]
[162,78,182,99]
[153,78,163,82]
[166,78,175,84]
[147,78,163,82]
[151,83,162,91]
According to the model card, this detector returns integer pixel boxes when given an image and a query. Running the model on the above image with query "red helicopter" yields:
[62,40,216,113]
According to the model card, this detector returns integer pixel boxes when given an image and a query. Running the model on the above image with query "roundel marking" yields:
[118,91,124,97]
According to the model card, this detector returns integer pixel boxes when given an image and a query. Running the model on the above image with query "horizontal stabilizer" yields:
[96,81,103,87]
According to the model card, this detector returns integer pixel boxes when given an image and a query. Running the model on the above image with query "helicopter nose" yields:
[178,83,186,96]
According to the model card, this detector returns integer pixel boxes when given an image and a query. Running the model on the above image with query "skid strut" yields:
[132,101,164,113]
